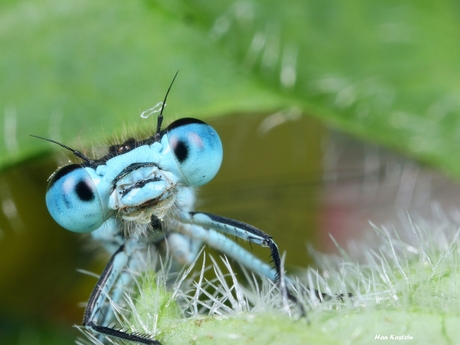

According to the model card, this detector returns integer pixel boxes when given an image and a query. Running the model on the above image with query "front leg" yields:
[83,241,160,345]
[176,211,299,311]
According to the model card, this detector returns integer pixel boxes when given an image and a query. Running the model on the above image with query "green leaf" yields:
[127,273,339,345]
[0,0,290,169]
[120,220,460,345]
[155,0,460,176]
[2,0,460,177]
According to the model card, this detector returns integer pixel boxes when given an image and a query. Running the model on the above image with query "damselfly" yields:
[36,74,298,344]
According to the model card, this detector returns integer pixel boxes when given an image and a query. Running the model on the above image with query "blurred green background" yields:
[2,0,460,343]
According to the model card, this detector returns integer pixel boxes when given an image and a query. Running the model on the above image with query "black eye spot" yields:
[75,180,95,202]
[174,140,188,162]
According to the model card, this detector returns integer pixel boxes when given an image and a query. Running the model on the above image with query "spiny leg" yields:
[175,212,351,310]
[176,211,304,313]
[83,243,160,345]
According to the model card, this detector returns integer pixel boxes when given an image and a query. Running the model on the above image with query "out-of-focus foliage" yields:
[2,0,460,175]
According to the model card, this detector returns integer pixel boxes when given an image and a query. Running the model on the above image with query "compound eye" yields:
[165,118,223,186]
[46,164,105,233]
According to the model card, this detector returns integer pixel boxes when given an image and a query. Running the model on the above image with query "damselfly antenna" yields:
[156,71,179,135]
[30,134,94,165]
